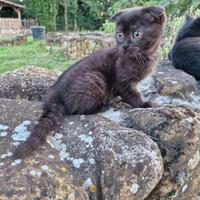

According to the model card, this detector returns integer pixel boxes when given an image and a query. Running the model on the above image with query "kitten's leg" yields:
[116,81,152,108]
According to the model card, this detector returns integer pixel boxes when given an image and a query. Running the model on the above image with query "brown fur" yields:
[13,6,166,159]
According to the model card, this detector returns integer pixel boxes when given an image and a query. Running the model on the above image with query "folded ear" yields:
[111,8,138,22]
[110,10,125,22]
[142,6,165,23]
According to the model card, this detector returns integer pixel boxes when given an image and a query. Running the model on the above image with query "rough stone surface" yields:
[102,106,200,200]
[154,61,198,96]
[1,60,199,109]
[137,60,200,109]
[46,32,114,58]
[1,59,200,199]
[0,67,61,101]
[0,99,163,200]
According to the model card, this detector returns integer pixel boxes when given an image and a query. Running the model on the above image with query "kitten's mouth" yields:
[121,46,140,54]
[119,46,142,59]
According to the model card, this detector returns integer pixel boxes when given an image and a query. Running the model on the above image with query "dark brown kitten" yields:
[13,6,166,159]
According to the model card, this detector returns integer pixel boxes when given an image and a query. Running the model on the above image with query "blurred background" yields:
[9,0,200,32]
[0,0,200,72]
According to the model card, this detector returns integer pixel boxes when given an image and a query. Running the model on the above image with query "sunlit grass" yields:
[0,37,77,73]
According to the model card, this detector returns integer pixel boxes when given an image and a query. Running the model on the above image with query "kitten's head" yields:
[175,13,200,42]
[111,6,167,54]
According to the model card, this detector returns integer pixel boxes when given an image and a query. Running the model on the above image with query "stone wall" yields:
[0,34,27,46]
[0,62,200,199]
[46,32,115,58]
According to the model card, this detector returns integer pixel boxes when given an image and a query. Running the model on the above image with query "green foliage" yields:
[109,0,200,16]
[163,0,200,17]
[108,0,154,14]
[31,0,58,31]
[8,0,200,32]
[101,20,115,33]
[56,4,65,30]
[161,8,200,59]
[161,15,184,59]
[26,35,34,44]
[7,0,200,60]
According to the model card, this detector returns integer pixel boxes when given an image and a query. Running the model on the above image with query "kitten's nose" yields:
[123,44,129,50]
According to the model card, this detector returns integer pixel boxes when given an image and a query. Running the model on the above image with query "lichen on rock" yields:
[0,99,163,200]
[0,59,200,200]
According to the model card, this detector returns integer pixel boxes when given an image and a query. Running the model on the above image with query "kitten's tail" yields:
[13,103,66,159]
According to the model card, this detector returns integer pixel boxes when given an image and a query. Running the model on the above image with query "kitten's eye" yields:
[116,32,124,41]
[133,31,143,39]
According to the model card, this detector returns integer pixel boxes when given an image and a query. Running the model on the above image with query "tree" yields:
[9,0,200,32]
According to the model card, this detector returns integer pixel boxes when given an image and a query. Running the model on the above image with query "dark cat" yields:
[169,13,200,80]
[13,6,166,159]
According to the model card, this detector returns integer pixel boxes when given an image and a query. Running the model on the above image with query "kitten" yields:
[13,6,166,159]
[169,13,200,80]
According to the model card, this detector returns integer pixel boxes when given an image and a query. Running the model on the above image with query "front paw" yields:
[142,101,153,108]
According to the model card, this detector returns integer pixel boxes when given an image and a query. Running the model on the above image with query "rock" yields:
[1,58,200,199]
[102,106,200,200]
[155,60,198,96]
[137,60,200,109]
[1,60,200,110]
[0,67,61,101]
[46,32,114,58]
[0,99,163,200]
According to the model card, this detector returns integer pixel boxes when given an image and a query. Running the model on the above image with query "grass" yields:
[0,35,13,41]
[0,36,77,73]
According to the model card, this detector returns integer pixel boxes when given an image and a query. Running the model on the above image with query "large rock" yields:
[154,61,198,96]
[102,106,200,200]
[138,60,200,109]
[1,59,200,200]
[1,60,200,109]
[0,67,61,101]
[0,99,163,200]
